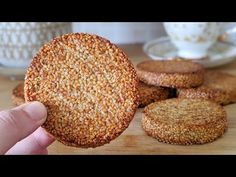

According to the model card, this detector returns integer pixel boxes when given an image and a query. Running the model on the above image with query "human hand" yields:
[0,101,54,155]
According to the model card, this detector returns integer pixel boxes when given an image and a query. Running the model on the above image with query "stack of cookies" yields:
[177,70,236,105]
[136,59,235,145]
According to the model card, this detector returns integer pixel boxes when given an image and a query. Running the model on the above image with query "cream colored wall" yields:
[72,22,166,44]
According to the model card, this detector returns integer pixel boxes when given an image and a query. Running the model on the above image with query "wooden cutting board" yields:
[0,44,236,154]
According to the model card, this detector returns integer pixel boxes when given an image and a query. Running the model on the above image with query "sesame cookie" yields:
[138,81,170,108]
[12,82,25,106]
[136,60,205,88]
[24,33,139,148]
[142,98,227,145]
[177,71,236,105]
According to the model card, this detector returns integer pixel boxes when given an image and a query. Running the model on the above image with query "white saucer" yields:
[143,36,236,68]
[0,64,26,80]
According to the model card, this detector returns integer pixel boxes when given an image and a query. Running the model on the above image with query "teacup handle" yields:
[218,23,236,45]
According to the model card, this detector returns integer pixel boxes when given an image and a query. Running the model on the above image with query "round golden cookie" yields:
[24,33,139,148]
[177,71,236,105]
[142,98,227,145]
[136,60,205,88]
[138,81,170,108]
[12,82,25,106]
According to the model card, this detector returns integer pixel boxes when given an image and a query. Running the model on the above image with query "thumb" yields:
[0,101,47,154]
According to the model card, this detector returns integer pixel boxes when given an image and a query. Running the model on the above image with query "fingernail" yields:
[22,102,47,123]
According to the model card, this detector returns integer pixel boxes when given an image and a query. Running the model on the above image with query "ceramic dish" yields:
[143,36,236,68]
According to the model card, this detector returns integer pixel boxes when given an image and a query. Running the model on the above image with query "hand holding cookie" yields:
[0,102,54,154]
[24,33,139,148]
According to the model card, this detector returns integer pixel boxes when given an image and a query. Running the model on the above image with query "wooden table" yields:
[1,44,236,154]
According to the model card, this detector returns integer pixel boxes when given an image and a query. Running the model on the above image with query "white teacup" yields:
[163,22,221,59]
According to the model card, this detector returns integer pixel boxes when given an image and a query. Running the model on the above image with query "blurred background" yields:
[72,22,236,44]
[0,22,165,68]
[0,22,236,73]
[72,22,166,44]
